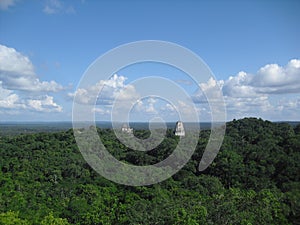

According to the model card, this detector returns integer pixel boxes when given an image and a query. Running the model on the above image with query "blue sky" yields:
[0,0,299,122]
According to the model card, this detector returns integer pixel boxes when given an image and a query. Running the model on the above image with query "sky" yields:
[0,0,299,122]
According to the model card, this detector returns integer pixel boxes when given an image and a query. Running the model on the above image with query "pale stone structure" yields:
[174,121,185,136]
[121,124,133,134]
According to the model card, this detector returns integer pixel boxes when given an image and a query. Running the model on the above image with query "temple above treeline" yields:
[174,121,185,136]
[121,124,133,134]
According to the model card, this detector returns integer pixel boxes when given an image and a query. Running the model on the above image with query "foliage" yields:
[0,118,299,224]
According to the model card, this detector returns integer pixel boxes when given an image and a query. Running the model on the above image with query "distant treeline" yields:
[1,119,299,136]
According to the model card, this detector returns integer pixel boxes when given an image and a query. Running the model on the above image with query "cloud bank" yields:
[193,59,300,120]
[70,59,300,121]
[0,44,63,114]
[1,44,299,122]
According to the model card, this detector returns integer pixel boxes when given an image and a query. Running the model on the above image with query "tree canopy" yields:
[0,118,299,224]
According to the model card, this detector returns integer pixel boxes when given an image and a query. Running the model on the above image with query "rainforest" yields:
[0,118,299,224]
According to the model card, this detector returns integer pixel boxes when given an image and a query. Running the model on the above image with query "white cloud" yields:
[251,59,300,94]
[0,91,24,109]
[75,75,200,121]
[0,44,34,76]
[193,77,225,103]
[27,95,62,112]
[128,98,183,122]
[0,45,64,115]
[0,0,16,10]
[277,98,300,111]
[0,81,13,98]
[117,84,138,101]
[0,82,62,113]
[134,97,157,114]
[130,97,161,115]
[193,59,300,121]
[0,44,64,92]
[222,72,259,98]
[225,96,272,113]
[145,98,157,113]
[219,59,300,97]
[70,74,139,105]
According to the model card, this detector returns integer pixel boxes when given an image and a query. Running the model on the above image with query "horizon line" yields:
[1,119,300,123]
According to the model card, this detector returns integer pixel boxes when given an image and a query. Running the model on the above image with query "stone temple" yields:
[174,121,185,137]
[121,123,133,134]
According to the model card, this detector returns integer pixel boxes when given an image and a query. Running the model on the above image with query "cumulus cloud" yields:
[0,45,64,115]
[69,74,139,105]
[192,77,225,103]
[127,98,181,122]
[27,95,62,112]
[218,59,300,96]
[0,44,64,92]
[133,97,158,114]
[251,59,300,94]
[0,90,24,109]
[225,96,273,113]
[277,98,300,111]
[72,59,300,121]
[193,59,300,120]
[219,59,300,98]
[222,72,259,98]
[0,0,16,10]
[145,98,157,113]
[0,83,62,112]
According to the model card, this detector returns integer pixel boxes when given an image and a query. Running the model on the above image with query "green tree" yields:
[41,213,70,225]
[0,211,30,225]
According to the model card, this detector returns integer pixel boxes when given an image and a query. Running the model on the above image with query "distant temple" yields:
[174,121,185,136]
[121,123,133,134]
